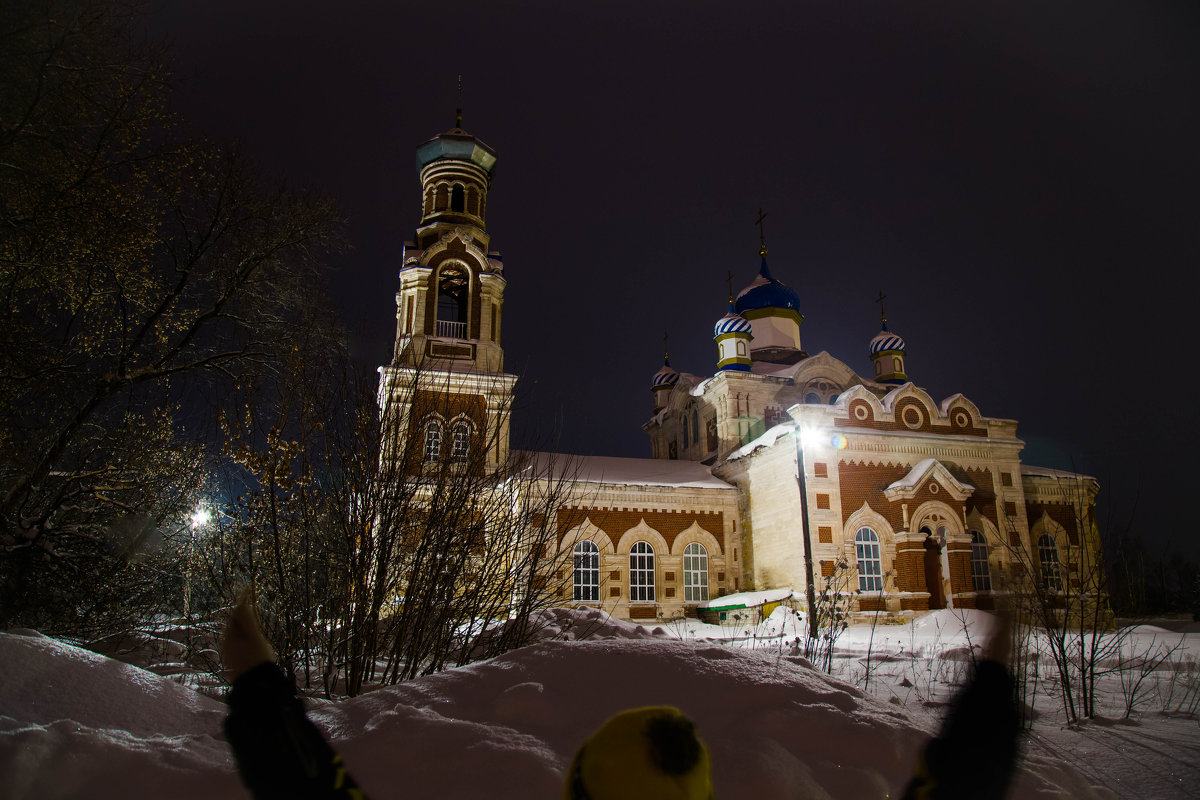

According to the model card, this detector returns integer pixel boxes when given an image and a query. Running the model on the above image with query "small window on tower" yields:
[893,356,902,372]
[451,185,465,212]
[450,422,470,462]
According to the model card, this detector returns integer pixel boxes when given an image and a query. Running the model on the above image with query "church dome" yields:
[869,325,906,355]
[713,307,753,338]
[651,360,680,388]
[734,257,800,315]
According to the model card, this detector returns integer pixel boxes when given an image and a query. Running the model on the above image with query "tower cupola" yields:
[733,246,804,364]
[869,294,907,384]
[651,335,680,413]
[414,113,497,250]
[713,302,753,371]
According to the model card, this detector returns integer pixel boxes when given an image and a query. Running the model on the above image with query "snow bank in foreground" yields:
[1,614,1111,799]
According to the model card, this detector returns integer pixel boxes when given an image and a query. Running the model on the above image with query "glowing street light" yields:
[190,506,212,528]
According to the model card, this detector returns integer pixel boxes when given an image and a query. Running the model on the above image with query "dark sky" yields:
[150,1,1200,554]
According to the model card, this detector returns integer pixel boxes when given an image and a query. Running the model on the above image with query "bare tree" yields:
[0,1,341,634]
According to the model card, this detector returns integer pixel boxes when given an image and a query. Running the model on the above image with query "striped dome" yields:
[734,257,800,314]
[869,327,906,355]
[713,307,753,338]
[651,360,680,387]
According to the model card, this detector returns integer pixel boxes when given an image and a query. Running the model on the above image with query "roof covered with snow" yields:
[524,452,735,490]
[696,588,793,610]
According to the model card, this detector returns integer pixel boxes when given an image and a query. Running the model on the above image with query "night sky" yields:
[150,1,1200,553]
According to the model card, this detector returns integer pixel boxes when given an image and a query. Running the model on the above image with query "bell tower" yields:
[378,104,516,472]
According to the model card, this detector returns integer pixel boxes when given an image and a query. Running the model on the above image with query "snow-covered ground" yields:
[2,608,1198,799]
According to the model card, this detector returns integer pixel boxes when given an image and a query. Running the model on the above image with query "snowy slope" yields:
[0,612,1124,800]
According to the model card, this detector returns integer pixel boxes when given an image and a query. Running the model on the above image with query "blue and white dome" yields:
[869,325,906,355]
[734,257,801,315]
[713,307,753,339]
[651,360,680,387]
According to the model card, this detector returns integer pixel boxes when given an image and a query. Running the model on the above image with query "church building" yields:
[380,115,1100,624]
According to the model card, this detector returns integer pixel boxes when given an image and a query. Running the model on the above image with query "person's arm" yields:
[902,616,1021,800]
[221,594,368,800]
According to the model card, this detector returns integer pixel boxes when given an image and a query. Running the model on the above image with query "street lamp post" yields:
[793,425,819,642]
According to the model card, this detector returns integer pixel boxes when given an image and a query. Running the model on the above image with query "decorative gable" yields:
[883,458,976,502]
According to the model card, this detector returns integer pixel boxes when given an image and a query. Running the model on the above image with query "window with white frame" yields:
[629,542,655,602]
[855,527,883,591]
[573,541,600,601]
[1038,533,1063,591]
[970,530,992,591]
[450,421,470,463]
[683,543,709,602]
[423,420,442,463]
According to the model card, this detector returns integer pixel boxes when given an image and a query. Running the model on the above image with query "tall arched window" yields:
[970,530,992,591]
[683,543,709,602]
[451,184,465,212]
[855,527,883,591]
[450,421,470,463]
[691,408,700,448]
[423,420,442,463]
[573,541,600,601]
[629,542,655,602]
[805,392,821,404]
[467,185,480,216]
[1038,534,1063,591]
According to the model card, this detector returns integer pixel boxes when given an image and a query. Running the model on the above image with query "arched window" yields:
[451,184,465,212]
[424,186,434,215]
[423,420,442,463]
[691,408,700,448]
[450,421,470,463]
[573,541,600,601]
[1038,534,1063,591]
[683,543,709,602]
[805,392,821,404]
[970,530,992,591]
[435,183,449,210]
[629,542,655,602]
[855,527,883,591]
[467,186,480,216]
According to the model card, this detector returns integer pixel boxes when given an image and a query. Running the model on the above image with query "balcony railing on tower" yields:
[435,319,466,339]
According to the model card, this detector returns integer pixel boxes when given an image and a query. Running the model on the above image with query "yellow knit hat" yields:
[564,706,713,800]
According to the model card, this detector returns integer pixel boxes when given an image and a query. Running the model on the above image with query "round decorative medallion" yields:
[953,410,970,428]
[902,406,923,429]
[929,483,939,494]
[853,403,870,421]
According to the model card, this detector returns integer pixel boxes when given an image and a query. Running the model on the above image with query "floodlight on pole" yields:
[792,423,820,643]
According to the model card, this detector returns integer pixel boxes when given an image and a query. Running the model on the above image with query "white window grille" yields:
[573,541,600,602]
[855,527,883,591]
[450,422,470,462]
[970,530,992,591]
[683,543,709,602]
[629,542,655,602]
[423,420,442,463]
[1038,534,1063,591]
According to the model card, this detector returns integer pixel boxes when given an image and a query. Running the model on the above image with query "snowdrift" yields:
[1,613,1111,799]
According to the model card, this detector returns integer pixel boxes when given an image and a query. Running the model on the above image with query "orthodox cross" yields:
[875,290,888,324]
[663,330,670,362]
[455,75,463,128]
[755,208,769,253]
[726,270,735,303]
